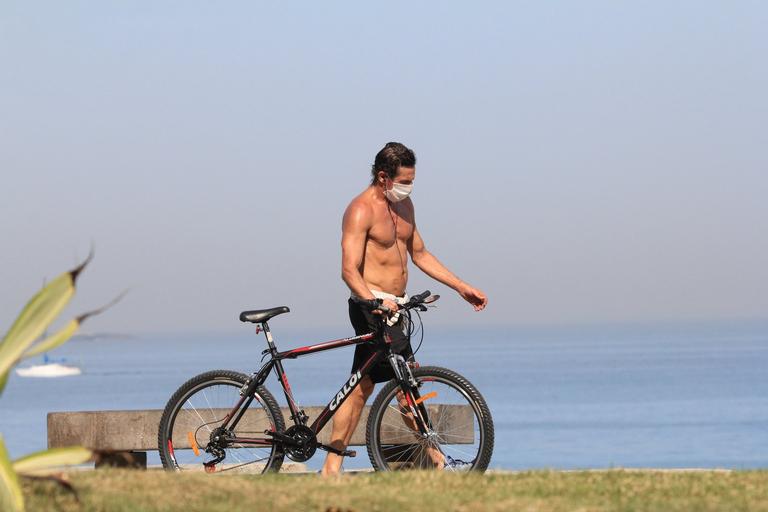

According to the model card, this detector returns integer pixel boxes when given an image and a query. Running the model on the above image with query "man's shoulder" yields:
[343,191,375,227]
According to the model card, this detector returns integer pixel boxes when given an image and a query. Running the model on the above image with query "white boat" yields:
[16,363,82,378]
[15,353,82,378]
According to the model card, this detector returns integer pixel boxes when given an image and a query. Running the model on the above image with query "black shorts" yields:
[349,298,414,384]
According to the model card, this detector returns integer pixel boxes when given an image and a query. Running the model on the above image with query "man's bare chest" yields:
[367,209,414,248]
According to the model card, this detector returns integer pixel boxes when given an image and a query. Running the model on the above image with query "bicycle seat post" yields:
[261,321,276,350]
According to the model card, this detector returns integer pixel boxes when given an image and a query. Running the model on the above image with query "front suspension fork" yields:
[389,354,432,435]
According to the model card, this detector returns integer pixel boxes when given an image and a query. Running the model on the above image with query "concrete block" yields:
[48,404,473,452]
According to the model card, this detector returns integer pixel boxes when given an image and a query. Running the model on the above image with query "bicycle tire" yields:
[366,366,494,472]
[158,370,285,473]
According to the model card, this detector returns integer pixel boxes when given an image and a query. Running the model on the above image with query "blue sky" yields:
[1,1,766,334]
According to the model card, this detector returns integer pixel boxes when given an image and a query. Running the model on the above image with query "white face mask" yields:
[384,182,413,203]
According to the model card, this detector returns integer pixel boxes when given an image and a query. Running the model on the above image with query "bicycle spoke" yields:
[185,401,215,434]
[432,422,476,437]
[384,443,421,466]
[385,403,416,422]
[201,389,217,418]
[379,421,421,436]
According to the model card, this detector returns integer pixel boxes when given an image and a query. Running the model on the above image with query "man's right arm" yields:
[341,202,376,300]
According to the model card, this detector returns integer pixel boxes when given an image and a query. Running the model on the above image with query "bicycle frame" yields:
[215,320,399,448]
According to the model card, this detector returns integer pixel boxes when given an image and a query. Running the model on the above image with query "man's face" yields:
[382,166,416,188]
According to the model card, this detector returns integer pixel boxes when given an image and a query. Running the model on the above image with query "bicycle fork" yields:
[387,355,450,469]
[388,354,433,436]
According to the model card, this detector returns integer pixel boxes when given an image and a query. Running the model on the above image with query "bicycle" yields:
[157,290,494,473]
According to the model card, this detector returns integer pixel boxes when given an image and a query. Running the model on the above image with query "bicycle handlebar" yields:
[409,290,432,304]
[352,290,437,314]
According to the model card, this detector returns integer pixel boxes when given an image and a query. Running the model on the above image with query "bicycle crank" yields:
[281,425,318,462]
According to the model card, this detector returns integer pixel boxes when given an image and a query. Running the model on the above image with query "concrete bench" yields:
[48,405,474,469]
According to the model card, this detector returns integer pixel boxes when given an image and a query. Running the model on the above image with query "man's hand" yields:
[458,283,488,311]
[373,298,400,316]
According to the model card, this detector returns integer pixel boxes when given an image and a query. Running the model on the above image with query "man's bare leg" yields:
[320,375,374,476]
[395,390,445,467]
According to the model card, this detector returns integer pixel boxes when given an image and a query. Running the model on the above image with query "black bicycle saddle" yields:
[239,306,290,324]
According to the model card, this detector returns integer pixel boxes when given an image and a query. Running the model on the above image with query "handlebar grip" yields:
[351,296,384,311]
[411,290,431,304]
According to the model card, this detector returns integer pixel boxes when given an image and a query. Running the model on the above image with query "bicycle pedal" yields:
[341,450,356,457]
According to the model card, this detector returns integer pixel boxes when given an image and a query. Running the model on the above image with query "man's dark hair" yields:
[370,142,416,185]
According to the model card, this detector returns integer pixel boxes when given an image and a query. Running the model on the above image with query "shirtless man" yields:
[320,142,488,476]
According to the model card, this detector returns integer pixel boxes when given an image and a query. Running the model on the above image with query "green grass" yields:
[22,469,768,512]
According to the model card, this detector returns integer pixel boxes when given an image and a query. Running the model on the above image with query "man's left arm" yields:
[408,227,488,311]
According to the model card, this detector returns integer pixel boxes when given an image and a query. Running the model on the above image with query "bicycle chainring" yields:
[283,425,317,462]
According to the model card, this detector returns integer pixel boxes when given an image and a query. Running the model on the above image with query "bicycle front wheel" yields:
[158,370,285,473]
[366,366,494,472]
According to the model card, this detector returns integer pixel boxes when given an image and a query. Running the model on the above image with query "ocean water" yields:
[1,322,766,471]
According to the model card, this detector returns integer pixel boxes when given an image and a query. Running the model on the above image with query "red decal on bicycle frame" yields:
[281,373,301,411]
[281,373,292,394]
[284,333,374,357]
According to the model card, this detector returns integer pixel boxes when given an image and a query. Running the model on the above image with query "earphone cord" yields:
[387,201,407,275]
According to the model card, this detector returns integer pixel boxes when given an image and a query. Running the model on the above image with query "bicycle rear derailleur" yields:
[201,426,230,471]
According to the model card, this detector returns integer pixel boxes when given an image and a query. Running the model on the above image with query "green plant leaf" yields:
[0,371,8,397]
[21,289,128,361]
[0,255,90,380]
[12,446,91,477]
[21,320,79,359]
[0,435,24,512]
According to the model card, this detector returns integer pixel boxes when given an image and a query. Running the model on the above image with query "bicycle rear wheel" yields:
[366,366,494,472]
[158,370,285,473]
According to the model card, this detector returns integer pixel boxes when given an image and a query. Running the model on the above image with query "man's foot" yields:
[442,455,473,471]
[320,462,345,477]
